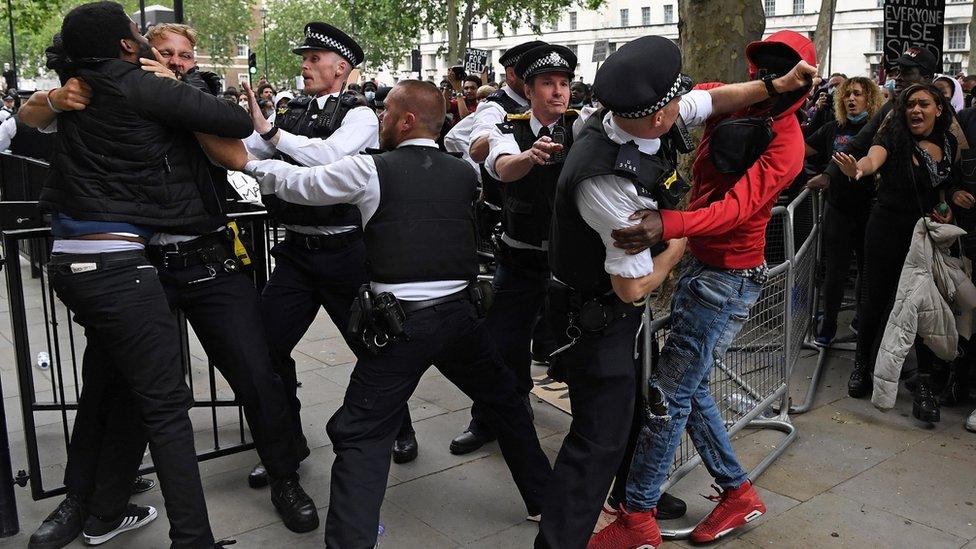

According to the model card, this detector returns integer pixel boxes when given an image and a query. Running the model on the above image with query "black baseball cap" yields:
[893,46,938,75]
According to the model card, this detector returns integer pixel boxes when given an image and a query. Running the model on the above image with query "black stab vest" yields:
[482,112,578,248]
[550,112,680,298]
[265,95,362,228]
[365,146,480,283]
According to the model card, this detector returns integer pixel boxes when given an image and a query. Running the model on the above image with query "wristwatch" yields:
[762,74,780,97]
[261,125,279,141]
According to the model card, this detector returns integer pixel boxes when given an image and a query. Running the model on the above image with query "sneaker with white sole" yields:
[967,409,976,433]
[82,504,156,545]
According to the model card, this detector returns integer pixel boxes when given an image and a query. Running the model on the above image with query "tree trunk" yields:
[813,0,836,72]
[969,2,976,74]
[677,0,766,83]
[458,0,475,64]
[446,0,460,69]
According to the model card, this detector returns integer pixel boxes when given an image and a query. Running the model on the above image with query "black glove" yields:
[182,67,222,96]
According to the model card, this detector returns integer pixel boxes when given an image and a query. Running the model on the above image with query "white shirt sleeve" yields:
[38,118,58,134]
[469,101,506,144]
[244,155,380,222]
[272,106,380,167]
[244,130,276,159]
[443,114,473,154]
[0,117,17,150]
[574,105,599,138]
[484,124,522,181]
[678,90,714,128]
[575,174,658,279]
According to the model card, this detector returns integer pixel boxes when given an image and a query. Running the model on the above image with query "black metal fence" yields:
[0,153,277,537]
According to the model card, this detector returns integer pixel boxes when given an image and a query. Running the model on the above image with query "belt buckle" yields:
[162,250,181,269]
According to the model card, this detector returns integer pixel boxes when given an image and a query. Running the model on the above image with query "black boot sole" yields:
[392,446,418,464]
[279,512,320,534]
[912,402,941,423]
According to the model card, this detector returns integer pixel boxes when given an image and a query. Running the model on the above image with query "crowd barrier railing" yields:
[646,188,820,538]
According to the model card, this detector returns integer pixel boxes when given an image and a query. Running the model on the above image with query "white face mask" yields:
[239,100,249,110]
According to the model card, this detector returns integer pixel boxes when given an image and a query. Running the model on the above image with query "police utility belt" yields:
[283,229,361,251]
[547,278,642,357]
[348,281,493,355]
[147,223,252,284]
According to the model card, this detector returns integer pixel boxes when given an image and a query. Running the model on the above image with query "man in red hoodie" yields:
[591,31,816,548]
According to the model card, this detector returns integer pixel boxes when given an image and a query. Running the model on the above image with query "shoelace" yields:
[697,484,732,530]
[279,481,309,505]
[51,497,83,522]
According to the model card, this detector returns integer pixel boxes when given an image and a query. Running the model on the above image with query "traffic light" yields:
[248,52,257,75]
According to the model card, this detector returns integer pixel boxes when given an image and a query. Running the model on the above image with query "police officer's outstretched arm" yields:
[611,237,687,303]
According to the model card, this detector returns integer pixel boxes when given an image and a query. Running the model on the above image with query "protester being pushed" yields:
[235,80,552,549]
[588,31,817,548]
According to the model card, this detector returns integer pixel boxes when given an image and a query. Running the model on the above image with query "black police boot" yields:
[29,494,86,549]
[248,463,269,489]
[392,430,419,464]
[912,374,941,423]
[939,357,970,407]
[847,362,872,399]
[449,424,496,456]
[656,492,687,520]
[270,476,319,533]
[131,476,155,494]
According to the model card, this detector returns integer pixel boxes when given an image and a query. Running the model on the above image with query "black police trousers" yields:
[469,254,549,433]
[51,251,214,548]
[324,299,552,548]
[260,236,413,451]
[535,308,643,549]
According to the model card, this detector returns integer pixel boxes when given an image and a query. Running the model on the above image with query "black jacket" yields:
[40,59,252,233]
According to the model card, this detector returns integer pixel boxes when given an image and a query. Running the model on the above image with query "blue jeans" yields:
[625,260,761,512]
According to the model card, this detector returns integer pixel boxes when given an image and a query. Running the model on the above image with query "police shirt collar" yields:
[604,111,660,156]
[314,91,341,109]
[529,112,558,137]
[397,138,438,148]
[504,85,529,107]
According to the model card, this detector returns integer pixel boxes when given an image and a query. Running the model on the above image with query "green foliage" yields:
[184,0,253,69]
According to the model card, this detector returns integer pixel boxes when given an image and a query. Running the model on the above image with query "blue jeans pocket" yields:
[687,271,738,312]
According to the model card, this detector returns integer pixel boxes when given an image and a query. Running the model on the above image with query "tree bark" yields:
[446,0,460,69]
[969,2,976,74]
[813,0,836,72]
[677,0,766,84]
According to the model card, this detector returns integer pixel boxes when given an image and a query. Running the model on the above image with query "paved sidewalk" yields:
[1,295,975,548]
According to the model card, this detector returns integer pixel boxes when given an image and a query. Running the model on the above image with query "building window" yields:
[570,12,578,30]
[620,9,629,27]
[876,0,882,6]
[236,43,247,57]
[948,24,967,50]
[872,28,883,52]
[608,42,618,55]
[426,54,436,71]
[764,0,775,15]
[792,0,803,13]
[642,7,651,26]
[946,61,962,74]
[550,19,559,32]
[568,44,578,56]
[482,22,488,38]
[663,4,674,24]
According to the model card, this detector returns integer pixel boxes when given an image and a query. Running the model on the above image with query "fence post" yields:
[0,372,19,537]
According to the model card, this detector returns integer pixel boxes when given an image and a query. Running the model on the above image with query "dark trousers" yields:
[856,206,936,372]
[324,300,551,548]
[535,309,642,549]
[470,256,549,433]
[260,238,413,450]
[50,251,213,548]
[820,201,868,338]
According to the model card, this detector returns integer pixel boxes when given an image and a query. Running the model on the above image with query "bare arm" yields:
[611,238,687,303]
[493,136,563,182]
[19,78,92,129]
[470,135,490,163]
[832,145,887,180]
[195,133,247,171]
[707,60,817,117]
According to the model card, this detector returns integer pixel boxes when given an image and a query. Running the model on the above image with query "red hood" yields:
[745,30,817,119]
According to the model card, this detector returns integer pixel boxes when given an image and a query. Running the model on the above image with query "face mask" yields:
[847,111,869,123]
[365,91,375,101]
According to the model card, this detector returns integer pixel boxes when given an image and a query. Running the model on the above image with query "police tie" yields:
[538,125,551,138]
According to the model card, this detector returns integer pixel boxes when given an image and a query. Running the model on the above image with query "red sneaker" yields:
[587,506,661,549]
[690,481,766,543]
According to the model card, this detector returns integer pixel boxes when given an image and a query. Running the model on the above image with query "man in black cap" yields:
[242,22,421,475]
[536,35,816,549]
[449,44,577,454]
[234,79,551,549]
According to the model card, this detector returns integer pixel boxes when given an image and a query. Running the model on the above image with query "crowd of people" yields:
[1,1,973,549]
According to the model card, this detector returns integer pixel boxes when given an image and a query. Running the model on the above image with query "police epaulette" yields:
[565,109,580,118]
[506,112,531,121]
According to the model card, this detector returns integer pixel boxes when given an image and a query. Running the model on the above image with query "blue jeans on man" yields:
[625,259,761,511]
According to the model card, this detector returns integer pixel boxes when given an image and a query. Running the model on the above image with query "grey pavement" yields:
[0,264,975,549]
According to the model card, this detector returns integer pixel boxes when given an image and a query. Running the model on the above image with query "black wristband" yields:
[762,75,779,97]
[261,125,279,141]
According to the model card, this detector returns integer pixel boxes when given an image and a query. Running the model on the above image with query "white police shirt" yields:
[245,138,468,301]
[244,91,380,236]
[575,89,712,279]
[443,110,481,180]
[468,85,528,146]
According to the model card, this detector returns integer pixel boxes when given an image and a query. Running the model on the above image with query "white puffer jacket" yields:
[872,218,976,411]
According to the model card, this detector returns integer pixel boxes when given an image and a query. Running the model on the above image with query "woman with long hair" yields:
[805,76,885,348]
[834,83,957,423]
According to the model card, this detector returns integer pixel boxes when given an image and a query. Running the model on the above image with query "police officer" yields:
[451,44,578,453]
[237,79,552,549]
[242,22,420,473]
[537,36,817,549]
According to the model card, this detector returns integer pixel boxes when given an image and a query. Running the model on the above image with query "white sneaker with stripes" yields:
[82,503,157,545]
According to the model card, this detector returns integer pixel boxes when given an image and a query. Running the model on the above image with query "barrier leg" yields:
[0,373,19,537]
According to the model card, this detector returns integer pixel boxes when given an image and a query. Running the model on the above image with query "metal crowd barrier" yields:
[646,188,820,538]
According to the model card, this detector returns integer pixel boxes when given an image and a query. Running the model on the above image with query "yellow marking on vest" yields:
[663,171,677,190]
